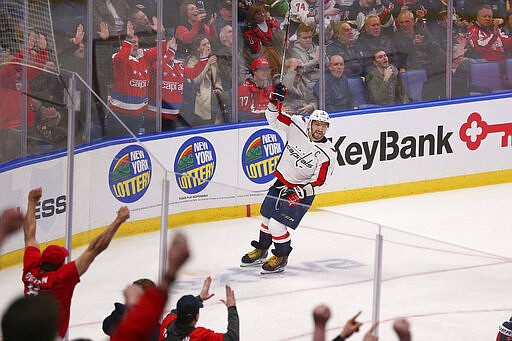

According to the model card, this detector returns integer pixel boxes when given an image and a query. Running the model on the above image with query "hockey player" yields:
[237,57,273,121]
[240,83,336,274]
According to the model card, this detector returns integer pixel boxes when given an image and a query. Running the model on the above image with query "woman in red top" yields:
[175,1,218,58]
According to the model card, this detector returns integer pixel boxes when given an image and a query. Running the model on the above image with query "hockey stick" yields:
[278,0,292,83]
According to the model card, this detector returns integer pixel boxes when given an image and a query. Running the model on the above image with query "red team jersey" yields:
[238,78,272,119]
[22,246,80,338]
[0,49,48,129]
[243,17,280,54]
[109,40,159,115]
[467,23,512,61]
[158,313,224,341]
[111,288,168,341]
[147,48,208,120]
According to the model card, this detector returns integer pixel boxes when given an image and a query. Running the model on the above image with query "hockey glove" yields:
[269,82,288,106]
[286,186,305,207]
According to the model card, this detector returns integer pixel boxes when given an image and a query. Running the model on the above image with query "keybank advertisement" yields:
[2,96,512,255]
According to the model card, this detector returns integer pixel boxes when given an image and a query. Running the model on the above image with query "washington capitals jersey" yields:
[109,40,159,115]
[265,103,336,195]
[147,47,208,119]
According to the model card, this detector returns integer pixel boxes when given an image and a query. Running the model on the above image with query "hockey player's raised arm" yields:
[266,83,292,130]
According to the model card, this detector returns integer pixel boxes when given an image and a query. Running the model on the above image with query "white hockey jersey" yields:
[266,103,336,196]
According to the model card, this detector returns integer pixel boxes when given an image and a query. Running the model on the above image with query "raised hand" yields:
[98,21,109,40]
[116,206,130,223]
[71,24,84,45]
[28,187,42,204]
[167,37,177,51]
[220,285,236,308]
[199,276,215,301]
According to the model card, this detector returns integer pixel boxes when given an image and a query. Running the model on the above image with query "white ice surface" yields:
[1,183,511,340]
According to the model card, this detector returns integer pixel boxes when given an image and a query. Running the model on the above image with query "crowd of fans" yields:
[1,191,511,340]
[2,0,512,161]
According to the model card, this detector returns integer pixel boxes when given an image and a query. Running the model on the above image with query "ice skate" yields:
[240,241,268,267]
[260,250,288,274]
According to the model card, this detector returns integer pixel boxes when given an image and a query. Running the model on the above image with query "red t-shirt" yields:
[159,313,224,341]
[22,246,80,338]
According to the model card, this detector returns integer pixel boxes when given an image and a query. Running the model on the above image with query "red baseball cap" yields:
[41,245,69,267]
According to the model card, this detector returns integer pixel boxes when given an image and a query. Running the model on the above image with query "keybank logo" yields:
[242,129,284,184]
[334,126,453,170]
[174,136,216,194]
[459,112,512,150]
[109,145,152,203]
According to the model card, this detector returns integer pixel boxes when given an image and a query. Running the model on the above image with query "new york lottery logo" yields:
[109,145,152,203]
[242,129,284,184]
[174,136,216,194]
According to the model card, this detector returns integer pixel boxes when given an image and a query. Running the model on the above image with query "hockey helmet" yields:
[308,110,330,127]
[251,57,271,72]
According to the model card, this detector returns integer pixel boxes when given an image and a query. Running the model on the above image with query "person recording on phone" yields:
[175,0,218,59]
[365,50,409,105]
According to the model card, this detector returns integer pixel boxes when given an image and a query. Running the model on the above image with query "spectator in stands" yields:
[93,0,132,37]
[238,57,273,121]
[243,2,283,76]
[366,50,409,105]
[355,15,397,74]
[282,58,318,114]
[327,21,365,78]
[147,37,209,131]
[464,0,506,22]
[393,9,445,77]
[103,278,159,339]
[341,0,395,34]
[110,232,190,341]
[129,8,160,47]
[314,54,354,111]
[107,21,160,137]
[213,24,239,120]
[0,32,51,163]
[180,35,224,127]
[503,11,512,36]
[312,305,379,341]
[288,24,320,82]
[393,318,412,341]
[422,44,470,100]
[466,5,512,62]
[1,294,59,341]
[50,0,87,77]
[175,0,218,59]
[289,0,340,41]
[215,0,233,33]
[22,187,130,339]
[159,281,239,340]
[0,208,24,245]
